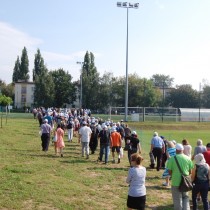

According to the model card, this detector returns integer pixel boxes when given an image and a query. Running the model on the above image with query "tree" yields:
[202,85,210,108]
[1,83,14,101]
[82,51,100,109]
[151,74,174,88]
[34,71,55,108]
[50,69,76,107]
[33,49,46,81]
[19,47,30,81]
[97,72,115,110]
[128,74,160,107]
[0,95,13,107]
[166,84,199,108]
[12,56,21,83]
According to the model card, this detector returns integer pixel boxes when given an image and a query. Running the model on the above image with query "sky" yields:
[1,0,210,90]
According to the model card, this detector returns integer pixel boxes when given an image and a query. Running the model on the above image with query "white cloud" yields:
[0,22,99,83]
[0,21,42,83]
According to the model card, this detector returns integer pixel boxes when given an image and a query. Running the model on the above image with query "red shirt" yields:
[203,150,210,166]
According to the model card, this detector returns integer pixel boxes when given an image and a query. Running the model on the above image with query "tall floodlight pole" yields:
[117,2,139,121]
[76,61,84,108]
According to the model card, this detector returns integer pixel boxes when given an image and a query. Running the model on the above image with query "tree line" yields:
[0,47,210,111]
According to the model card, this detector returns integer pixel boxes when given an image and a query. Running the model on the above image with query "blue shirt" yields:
[151,136,164,148]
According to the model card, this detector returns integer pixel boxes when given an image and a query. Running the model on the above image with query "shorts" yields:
[127,195,146,210]
[111,146,120,153]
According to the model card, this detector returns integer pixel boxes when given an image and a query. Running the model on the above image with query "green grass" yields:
[0,113,209,209]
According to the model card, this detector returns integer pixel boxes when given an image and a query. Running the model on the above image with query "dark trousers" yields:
[41,133,50,151]
[192,181,209,210]
[128,148,137,165]
[89,137,98,154]
[152,147,162,171]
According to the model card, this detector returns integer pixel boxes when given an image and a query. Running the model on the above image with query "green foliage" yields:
[82,51,100,109]
[12,56,21,83]
[33,49,46,81]
[166,84,199,108]
[151,74,174,88]
[202,85,210,108]
[0,82,15,100]
[0,94,13,106]
[50,68,76,107]
[19,47,30,81]
[34,71,55,107]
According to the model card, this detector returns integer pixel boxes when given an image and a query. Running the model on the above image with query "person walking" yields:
[98,125,110,164]
[78,121,92,159]
[40,119,52,152]
[203,143,210,166]
[125,131,141,166]
[110,127,122,163]
[150,132,165,171]
[167,143,193,210]
[192,139,207,160]
[66,117,74,142]
[56,124,65,157]
[126,153,146,210]
[182,139,192,158]
[89,122,99,154]
[191,153,210,210]
[162,140,176,187]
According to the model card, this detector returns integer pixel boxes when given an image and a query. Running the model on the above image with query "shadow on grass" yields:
[146,204,174,210]
[86,166,128,171]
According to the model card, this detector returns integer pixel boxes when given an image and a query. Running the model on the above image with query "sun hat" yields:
[194,153,206,165]
[82,121,87,125]
[175,143,184,151]
[44,119,48,123]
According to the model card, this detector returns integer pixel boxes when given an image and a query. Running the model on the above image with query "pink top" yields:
[56,128,65,148]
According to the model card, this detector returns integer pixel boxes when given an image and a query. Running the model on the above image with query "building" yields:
[14,81,35,109]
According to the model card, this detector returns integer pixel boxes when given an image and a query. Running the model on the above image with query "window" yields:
[21,95,26,103]
[21,86,27,94]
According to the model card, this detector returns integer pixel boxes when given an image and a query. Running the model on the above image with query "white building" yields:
[14,81,35,109]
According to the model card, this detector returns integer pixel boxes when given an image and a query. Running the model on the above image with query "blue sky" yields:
[1,0,210,90]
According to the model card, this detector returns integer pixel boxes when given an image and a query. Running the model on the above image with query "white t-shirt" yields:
[126,166,146,197]
[79,126,92,142]
[183,145,192,158]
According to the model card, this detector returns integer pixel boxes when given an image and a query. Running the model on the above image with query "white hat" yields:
[194,153,206,165]
[44,119,48,123]
[172,140,177,145]
[131,131,137,135]
[176,143,184,151]
[154,131,158,136]
[111,127,116,132]
[197,139,203,146]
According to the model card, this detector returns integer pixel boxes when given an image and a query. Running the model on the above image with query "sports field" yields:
[0,113,209,209]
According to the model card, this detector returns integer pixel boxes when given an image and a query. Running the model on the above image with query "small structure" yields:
[179,108,210,122]
[14,81,35,109]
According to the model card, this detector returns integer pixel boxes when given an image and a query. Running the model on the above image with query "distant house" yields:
[14,81,35,109]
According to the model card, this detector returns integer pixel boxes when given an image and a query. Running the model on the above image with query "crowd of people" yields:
[149,132,210,210]
[34,107,210,210]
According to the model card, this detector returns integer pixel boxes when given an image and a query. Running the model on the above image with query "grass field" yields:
[0,113,210,210]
